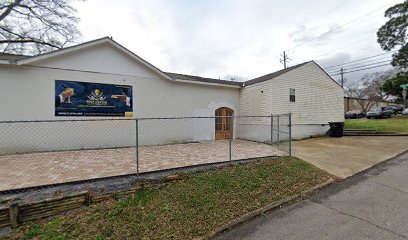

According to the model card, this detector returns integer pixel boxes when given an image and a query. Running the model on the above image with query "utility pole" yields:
[280,51,291,69]
[340,68,344,88]
[401,84,408,108]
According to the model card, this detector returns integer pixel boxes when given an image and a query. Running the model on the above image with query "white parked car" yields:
[403,108,408,115]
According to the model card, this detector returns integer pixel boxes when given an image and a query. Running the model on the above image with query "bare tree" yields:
[0,0,81,55]
[361,69,397,101]
[344,69,397,112]
[345,81,376,112]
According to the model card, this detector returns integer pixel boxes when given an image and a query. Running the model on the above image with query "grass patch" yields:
[9,157,331,240]
[345,116,408,133]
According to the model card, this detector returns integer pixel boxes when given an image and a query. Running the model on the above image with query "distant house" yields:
[0,37,343,151]
[344,97,399,112]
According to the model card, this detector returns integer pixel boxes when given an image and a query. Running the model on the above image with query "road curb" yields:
[194,177,335,240]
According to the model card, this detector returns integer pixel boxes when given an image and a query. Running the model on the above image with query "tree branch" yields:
[0,0,80,54]
[0,0,23,22]
[0,39,60,49]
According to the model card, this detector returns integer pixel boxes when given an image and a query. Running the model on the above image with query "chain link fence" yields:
[0,114,291,192]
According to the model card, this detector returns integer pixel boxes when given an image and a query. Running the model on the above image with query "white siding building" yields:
[239,62,344,139]
[0,37,344,153]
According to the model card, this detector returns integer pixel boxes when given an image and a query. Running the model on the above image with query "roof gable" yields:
[1,37,338,89]
[309,61,343,89]
[16,37,173,80]
[242,61,342,90]
[244,62,310,86]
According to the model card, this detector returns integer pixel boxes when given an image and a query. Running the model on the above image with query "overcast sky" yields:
[73,0,399,83]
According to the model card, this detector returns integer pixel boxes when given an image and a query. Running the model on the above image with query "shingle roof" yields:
[166,62,311,87]
[0,37,313,88]
[0,53,27,61]
[244,62,310,86]
[165,72,243,86]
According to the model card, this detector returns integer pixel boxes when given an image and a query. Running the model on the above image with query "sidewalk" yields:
[215,151,408,240]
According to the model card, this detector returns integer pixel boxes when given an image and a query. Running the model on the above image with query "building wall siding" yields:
[0,45,240,153]
[0,44,240,121]
[0,47,345,153]
[239,62,344,125]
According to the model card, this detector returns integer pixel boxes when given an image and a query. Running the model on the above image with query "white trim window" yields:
[290,88,296,102]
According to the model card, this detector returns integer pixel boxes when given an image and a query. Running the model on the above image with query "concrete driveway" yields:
[215,151,408,240]
[293,136,408,179]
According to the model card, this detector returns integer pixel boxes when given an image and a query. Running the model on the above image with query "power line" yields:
[345,59,391,71]
[312,34,376,60]
[335,0,398,28]
[323,51,396,70]
[331,63,391,75]
[288,1,398,51]
[327,58,391,74]
[324,51,394,69]
[326,59,392,75]
[326,69,342,75]
[344,63,391,74]
[342,55,394,67]
[288,1,399,64]
[291,43,395,69]
[310,3,398,60]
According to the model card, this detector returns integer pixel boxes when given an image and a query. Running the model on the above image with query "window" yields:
[215,108,223,131]
[289,88,295,102]
[225,109,233,130]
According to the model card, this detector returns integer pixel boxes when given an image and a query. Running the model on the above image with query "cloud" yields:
[289,24,344,51]
[316,52,352,68]
[74,0,397,82]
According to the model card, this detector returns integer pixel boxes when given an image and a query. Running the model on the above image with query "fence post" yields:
[135,119,139,176]
[84,191,91,206]
[229,115,232,164]
[289,113,292,156]
[270,114,274,145]
[277,115,280,148]
[9,203,19,228]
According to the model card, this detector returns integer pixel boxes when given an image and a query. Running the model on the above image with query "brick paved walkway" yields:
[0,140,285,191]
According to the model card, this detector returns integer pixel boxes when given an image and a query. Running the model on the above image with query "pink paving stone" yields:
[0,140,286,191]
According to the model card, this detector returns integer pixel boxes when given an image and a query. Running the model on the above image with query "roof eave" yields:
[172,78,242,88]
[16,37,110,65]
[15,37,174,81]
[106,39,174,81]
[244,62,310,86]
[310,60,344,90]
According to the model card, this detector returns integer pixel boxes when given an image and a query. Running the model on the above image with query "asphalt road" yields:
[215,151,408,240]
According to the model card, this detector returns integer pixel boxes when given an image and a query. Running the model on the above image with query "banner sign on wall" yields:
[55,80,133,117]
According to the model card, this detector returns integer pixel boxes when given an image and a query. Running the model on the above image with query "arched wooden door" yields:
[215,107,234,140]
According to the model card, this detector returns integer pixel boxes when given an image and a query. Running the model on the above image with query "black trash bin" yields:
[328,122,344,137]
